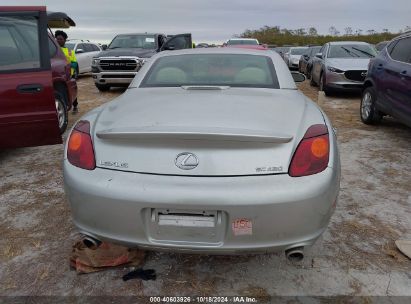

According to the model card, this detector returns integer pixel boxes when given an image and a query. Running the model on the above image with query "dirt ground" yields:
[1,76,410,297]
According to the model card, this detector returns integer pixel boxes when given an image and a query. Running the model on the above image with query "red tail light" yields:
[67,120,96,170]
[289,124,329,177]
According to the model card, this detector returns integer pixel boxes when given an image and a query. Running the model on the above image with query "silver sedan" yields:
[63,48,340,260]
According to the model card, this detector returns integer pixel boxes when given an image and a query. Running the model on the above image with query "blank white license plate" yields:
[158,214,215,228]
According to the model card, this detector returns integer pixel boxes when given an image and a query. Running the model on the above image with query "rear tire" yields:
[95,83,110,92]
[319,72,332,96]
[306,66,311,79]
[360,87,382,124]
[310,70,316,86]
[54,91,68,134]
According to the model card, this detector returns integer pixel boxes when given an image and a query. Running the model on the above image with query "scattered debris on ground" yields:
[70,239,146,274]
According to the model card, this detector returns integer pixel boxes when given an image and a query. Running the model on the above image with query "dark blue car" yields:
[361,33,411,127]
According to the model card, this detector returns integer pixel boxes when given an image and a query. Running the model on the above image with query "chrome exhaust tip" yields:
[82,235,102,250]
[285,246,304,262]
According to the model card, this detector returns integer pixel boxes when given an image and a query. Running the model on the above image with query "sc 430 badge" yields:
[255,166,283,173]
[99,160,129,169]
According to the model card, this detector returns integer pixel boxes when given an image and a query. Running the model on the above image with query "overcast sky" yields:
[3,0,410,43]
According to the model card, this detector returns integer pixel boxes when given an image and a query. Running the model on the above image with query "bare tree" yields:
[308,27,318,36]
[355,29,363,36]
[344,27,353,36]
[295,28,307,36]
[329,26,338,36]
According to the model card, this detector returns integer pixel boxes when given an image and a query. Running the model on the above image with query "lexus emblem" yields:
[361,71,367,77]
[175,152,199,170]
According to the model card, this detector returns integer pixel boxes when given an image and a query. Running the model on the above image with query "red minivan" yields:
[0,6,78,149]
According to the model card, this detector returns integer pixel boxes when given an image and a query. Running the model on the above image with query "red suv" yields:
[0,6,77,149]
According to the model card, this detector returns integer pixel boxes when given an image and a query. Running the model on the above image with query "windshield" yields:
[141,54,279,89]
[376,41,389,51]
[227,39,259,46]
[108,34,156,49]
[328,44,377,58]
[290,48,308,55]
[65,43,75,51]
[310,46,321,56]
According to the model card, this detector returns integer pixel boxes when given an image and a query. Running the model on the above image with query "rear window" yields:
[0,16,41,71]
[140,54,279,89]
[227,39,259,46]
[328,44,377,58]
[290,48,308,55]
[310,47,321,56]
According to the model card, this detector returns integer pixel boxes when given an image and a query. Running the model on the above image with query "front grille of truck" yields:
[344,70,367,82]
[99,59,139,71]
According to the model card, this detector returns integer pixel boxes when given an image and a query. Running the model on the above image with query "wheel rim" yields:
[361,92,372,119]
[55,99,65,129]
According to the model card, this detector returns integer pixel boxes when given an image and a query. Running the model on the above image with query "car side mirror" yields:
[291,72,306,83]
[102,44,108,50]
[76,48,84,54]
[315,53,323,59]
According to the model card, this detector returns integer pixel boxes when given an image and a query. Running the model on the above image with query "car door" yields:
[312,44,326,82]
[0,7,61,149]
[160,33,192,51]
[386,37,411,125]
[75,43,88,73]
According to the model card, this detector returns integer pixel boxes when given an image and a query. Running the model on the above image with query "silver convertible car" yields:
[64,48,340,260]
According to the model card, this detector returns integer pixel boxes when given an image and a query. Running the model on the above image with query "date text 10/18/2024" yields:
[150,296,259,303]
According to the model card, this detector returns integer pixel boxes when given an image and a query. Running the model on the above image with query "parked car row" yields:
[271,35,410,129]
[2,6,409,260]
[1,5,409,153]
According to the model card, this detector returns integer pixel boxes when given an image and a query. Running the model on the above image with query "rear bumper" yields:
[93,72,136,86]
[288,57,301,69]
[64,164,340,254]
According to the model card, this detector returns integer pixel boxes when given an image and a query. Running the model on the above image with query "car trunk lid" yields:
[93,87,307,176]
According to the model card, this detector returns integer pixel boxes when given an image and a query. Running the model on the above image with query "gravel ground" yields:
[1,76,410,297]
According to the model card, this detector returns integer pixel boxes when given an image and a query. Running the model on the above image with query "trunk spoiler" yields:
[96,126,293,143]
